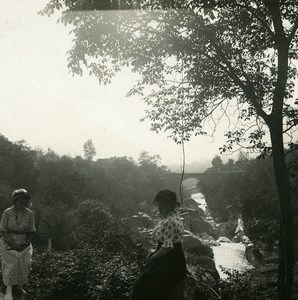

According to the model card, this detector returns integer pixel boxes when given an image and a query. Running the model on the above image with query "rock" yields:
[183,234,214,258]
[182,206,205,217]
[217,236,231,243]
[233,231,251,245]
[215,220,237,239]
[182,209,216,237]
[186,252,220,291]
[235,217,244,232]
[245,244,264,266]
[184,197,205,213]
[197,232,220,246]
[129,212,153,228]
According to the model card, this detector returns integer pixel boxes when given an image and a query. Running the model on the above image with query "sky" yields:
[0,0,296,168]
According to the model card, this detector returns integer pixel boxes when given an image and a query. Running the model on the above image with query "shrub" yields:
[27,246,141,300]
[218,267,258,300]
[27,200,145,300]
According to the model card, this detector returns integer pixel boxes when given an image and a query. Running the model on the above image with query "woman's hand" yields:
[3,233,16,247]
[8,243,29,251]
[18,243,30,251]
[6,241,22,251]
[2,233,30,251]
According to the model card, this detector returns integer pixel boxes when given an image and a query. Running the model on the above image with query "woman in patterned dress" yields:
[0,189,36,300]
[130,190,186,300]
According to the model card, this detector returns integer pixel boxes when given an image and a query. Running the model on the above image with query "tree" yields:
[40,1,298,298]
[83,139,96,161]
[211,155,223,168]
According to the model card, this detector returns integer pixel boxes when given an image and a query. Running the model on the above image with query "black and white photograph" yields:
[0,0,297,299]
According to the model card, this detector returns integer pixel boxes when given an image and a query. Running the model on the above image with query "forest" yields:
[0,134,297,299]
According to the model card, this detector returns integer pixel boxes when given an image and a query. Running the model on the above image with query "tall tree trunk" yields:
[269,120,295,300]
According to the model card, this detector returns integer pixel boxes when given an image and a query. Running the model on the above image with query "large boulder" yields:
[245,244,265,267]
[184,234,220,299]
[215,220,237,239]
[185,252,220,297]
[217,236,231,243]
[184,198,206,215]
[182,209,216,237]
[197,232,221,246]
[183,233,214,258]
[130,212,153,228]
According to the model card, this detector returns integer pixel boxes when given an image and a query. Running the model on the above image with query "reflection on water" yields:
[191,192,253,279]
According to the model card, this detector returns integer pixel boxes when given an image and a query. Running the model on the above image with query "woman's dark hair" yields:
[153,190,177,206]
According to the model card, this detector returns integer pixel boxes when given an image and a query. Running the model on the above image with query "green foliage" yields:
[198,155,278,222]
[0,135,39,196]
[27,247,140,300]
[35,202,77,250]
[0,134,169,252]
[211,155,223,169]
[83,139,97,161]
[184,253,219,300]
[39,1,298,148]
[71,199,138,253]
[218,268,259,300]
[26,199,143,300]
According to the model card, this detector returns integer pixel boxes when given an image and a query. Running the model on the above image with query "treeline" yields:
[0,134,167,250]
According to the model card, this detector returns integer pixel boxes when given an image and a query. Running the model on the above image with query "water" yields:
[212,242,253,278]
[191,192,253,279]
[191,192,207,212]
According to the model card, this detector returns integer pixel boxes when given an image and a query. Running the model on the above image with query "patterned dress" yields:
[0,207,36,286]
[131,210,186,300]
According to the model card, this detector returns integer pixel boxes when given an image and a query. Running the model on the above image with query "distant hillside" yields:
[168,160,211,173]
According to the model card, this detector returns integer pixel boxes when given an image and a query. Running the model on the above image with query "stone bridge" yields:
[161,171,246,203]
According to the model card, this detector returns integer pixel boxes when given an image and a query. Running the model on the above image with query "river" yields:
[191,192,253,279]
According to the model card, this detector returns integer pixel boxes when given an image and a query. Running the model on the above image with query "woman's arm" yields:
[2,232,15,245]
[2,232,23,250]
[0,210,16,246]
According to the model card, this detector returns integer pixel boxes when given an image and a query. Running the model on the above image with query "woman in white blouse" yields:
[131,190,186,299]
[0,189,36,300]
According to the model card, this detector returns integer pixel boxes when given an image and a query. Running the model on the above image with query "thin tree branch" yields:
[283,123,298,134]
[209,45,270,123]
[288,16,298,45]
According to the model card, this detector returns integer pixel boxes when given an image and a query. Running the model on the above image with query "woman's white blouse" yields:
[0,207,36,246]
[153,210,184,249]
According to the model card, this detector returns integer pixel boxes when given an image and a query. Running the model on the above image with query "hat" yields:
[12,189,31,201]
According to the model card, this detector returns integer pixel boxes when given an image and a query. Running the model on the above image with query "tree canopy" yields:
[41,0,298,150]
[83,139,97,161]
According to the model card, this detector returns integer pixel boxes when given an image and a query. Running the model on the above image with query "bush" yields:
[27,200,145,300]
[28,246,141,300]
[218,268,259,300]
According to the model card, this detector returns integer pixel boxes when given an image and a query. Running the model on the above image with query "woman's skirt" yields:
[0,239,33,286]
[131,242,186,300]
